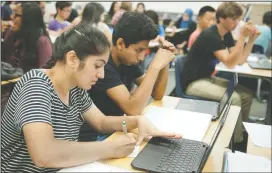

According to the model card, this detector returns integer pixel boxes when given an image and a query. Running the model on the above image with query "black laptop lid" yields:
[218,73,238,115]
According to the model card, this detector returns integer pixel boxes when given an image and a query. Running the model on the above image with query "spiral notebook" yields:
[58,162,132,172]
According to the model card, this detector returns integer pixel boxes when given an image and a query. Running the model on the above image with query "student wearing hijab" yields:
[175,8,194,29]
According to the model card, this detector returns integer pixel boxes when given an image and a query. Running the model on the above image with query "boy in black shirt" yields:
[181,2,260,144]
[80,12,176,141]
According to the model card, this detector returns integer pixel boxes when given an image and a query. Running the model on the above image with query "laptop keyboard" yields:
[155,138,207,172]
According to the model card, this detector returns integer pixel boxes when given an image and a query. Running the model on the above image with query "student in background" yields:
[135,3,145,13]
[1,1,19,37]
[48,2,72,32]
[73,2,112,44]
[145,10,165,37]
[254,11,271,54]
[35,1,46,15]
[1,24,179,172]
[111,2,132,27]
[105,1,120,26]
[67,8,79,23]
[1,1,18,21]
[80,12,176,141]
[181,2,260,150]
[188,6,216,49]
[2,2,52,73]
[175,8,194,29]
[139,10,165,71]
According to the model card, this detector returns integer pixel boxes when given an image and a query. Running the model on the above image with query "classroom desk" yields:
[247,136,271,159]
[216,62,272,125]
[101,96,240,172]
[215,62,271,78]
[1,77,20,86]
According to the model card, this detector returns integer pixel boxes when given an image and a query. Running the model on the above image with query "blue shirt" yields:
[254,25,271,53]
[158,25,165,36]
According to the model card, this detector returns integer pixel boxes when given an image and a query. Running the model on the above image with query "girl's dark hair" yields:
[81,2,105,26]
[137,3,145,10]
[15,2,50,72]
[44,23,110,69]
[145,10,159,25]
[108,1,118,18]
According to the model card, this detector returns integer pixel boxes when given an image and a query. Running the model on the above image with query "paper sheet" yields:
[227,151,271,172]
[58,162,132,172]
[243,122,271,148]
[247,55,259,62]
[144,106,212,141]
[49,35,57,43]
[148,42,159,47]
[127,145,140,158]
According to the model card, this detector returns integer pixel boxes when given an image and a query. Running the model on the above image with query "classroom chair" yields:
[174,55,209,100]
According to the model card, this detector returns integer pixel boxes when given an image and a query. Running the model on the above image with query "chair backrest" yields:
[252,44,264,54]
[174,55,184,97]
[174,55,211,100]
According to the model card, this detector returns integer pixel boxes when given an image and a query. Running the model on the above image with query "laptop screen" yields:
[218,73,238,114]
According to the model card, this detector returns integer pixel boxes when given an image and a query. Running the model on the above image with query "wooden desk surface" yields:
[1,77,20,86]
[247,136,271,159]
[216,63,271,78]
[102,96,240,172]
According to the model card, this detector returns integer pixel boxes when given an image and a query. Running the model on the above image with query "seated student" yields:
[175,8,194,29]
[2,2,52,73]
[168,9,197,54]
[188,6,216,49]
[254,11,271,54]
[181,2,260,148]
[80,12,176,141]
[135,3,145,13]
[1,1,19,37]
[72,2,112,44]
[138,10,166,72]
[35,1,46,15]
[48,2,72,32]
[104,1,120,26]
[1,24,179,172]
[111,2,132,27]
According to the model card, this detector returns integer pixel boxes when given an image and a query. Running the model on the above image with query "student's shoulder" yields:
[104,58,119,73]
[200,25,221,40]
[17,69,52,90]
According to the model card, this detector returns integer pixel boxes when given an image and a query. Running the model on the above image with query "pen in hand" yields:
[122,121,127,134]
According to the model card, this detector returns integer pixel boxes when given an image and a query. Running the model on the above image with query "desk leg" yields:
[264,83,271,125]
[256,78,267,103]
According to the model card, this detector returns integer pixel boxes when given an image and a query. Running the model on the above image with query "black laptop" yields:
[175,73,238,121]
[131,98,232,173]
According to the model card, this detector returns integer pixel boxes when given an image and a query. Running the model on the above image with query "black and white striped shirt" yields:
[1,69,93,172]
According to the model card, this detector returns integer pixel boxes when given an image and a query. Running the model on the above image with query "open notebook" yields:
[143,106,212,141]
[58,162,133,172]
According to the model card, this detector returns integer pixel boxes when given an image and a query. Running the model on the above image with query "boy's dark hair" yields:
[112,12,158,47]
[145,10,159,25]
[198,6,216,17]
[108,1,118,18]
[55,1,72,10]
[81,2,105,25]
[263,11,272,26]
[216,2,243,23]
[44,24,110,69]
